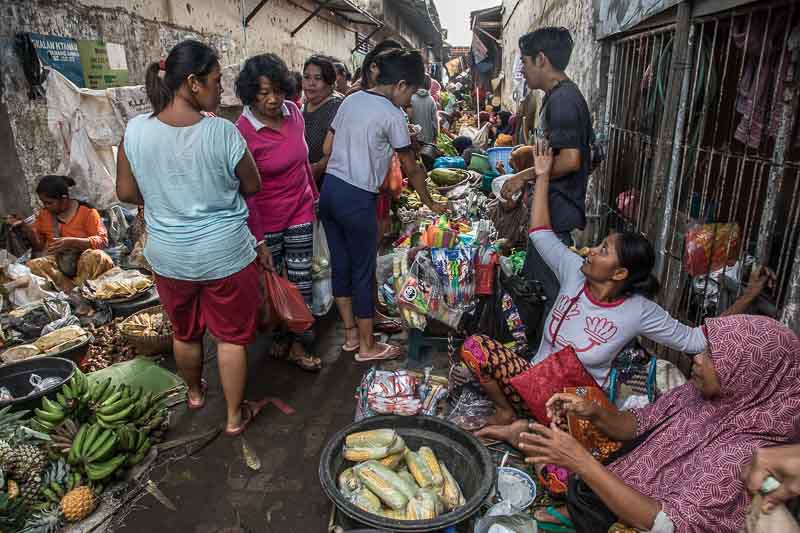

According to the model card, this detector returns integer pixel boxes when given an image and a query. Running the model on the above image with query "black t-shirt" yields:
[539,80,593,233]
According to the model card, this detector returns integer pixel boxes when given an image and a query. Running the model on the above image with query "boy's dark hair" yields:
[519,27,574,71]
[374,49,425,88]
[235,53,293,106]
[423,74,432,91]
[304,55,337,87]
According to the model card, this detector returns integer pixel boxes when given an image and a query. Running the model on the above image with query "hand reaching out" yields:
[532,138,554,178]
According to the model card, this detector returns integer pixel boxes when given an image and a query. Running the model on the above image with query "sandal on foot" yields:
[342,326,360,353]
[269,335,291,360]
[355,343,402,362]
[224,399,269,437]
[186,379,208,410]
[288,352,323,372]
[535,506,575,532]
[374,318,402,334]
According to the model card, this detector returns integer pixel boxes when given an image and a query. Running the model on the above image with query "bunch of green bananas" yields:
[30,369,90,433]
[41,471,83,505]
[67,424,126,481]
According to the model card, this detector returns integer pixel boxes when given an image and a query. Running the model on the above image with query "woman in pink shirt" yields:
[235,54,321,371]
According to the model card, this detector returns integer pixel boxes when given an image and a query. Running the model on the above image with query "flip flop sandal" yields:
[269,335,291,360]
[342,326,360,353]
[224,399,269,437]
[535,506,576,532]
[186,379,208,410]
[288,353,323,372]
[354,343,403,362]
[374,318,403,334]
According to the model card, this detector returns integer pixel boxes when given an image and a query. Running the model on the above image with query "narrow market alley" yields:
[2,0,800,532]
[117,316,373,532]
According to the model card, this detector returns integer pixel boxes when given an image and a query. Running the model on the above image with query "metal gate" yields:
[598,0,800,330]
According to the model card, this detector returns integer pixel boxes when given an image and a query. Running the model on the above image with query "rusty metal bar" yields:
[656,21,696,278]
[245,0,272,27]
[647,1,691,248]
[291,0,332,37]
[756,7,797,265]
[614,24,676,43]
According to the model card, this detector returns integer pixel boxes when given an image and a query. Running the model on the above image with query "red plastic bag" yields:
[263,271,314,333]
[683,223,740,277]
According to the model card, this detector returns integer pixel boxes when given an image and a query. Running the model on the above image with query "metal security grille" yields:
[599,1,800,330]
[354,32,372,54]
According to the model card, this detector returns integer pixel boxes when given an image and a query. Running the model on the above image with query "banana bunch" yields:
[30,369,90,433]
[118,428,151,467]
[41,471,83,505]
[49,419,80,456]
[67,424,126,481]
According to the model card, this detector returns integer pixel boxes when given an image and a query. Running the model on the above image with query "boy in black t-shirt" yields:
[501,27,594,335]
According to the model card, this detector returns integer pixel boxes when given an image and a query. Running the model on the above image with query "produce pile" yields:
[0,368,173,530]
[1,326,89,364]
[119,311,171,338]
[397,180,448,212]
[338,429,465,521]
[82,321,137,373]
[428,169,471,187]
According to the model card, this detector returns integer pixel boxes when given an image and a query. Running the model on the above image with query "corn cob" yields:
[347,486,381,513]
[343,444,392,462]
[395,470,420,500]
[405,488,443,520]
[438,460,466,511]
[379,507,407,520]
[404,449,435,489]
[338,467,362,494]
[354,460,409,511]
[378,450,404,470]
[345,429,397,449]
[418,447,444,487]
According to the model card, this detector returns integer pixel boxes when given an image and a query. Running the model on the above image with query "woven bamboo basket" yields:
[120,305,173,357]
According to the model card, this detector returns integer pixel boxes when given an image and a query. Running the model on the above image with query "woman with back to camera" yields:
[116,40,270,436]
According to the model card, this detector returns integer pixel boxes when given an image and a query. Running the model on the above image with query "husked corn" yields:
[404,449,435,489]
[378,450,404,470]
[338,468,362,494]
[395,470,419,500]
[386,435,406,455]
[354,460,409,511]
[379,507,407,520]
[418,447,444,487]
[438,460,466,511]
[346,429,397,448]
[343,444,393,461]
[347,486,381,513]
[405,488,443,520]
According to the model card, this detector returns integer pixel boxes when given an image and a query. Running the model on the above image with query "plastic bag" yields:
[474,501,537,533]
[684,223,741,277]
[264,271,314,333]
[311,221,333,317]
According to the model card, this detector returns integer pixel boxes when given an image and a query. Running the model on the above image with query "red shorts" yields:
[155,262,263,346]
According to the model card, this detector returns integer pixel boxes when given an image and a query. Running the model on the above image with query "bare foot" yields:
[475,419,529,449]
[343,326,359,351]
[487,406,517,426]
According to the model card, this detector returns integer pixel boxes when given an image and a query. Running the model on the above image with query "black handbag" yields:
[566,475,617,533]
[499,270,547,347]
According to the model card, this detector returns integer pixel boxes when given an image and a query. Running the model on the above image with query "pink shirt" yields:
[430,79,442,103]
[236,101,318,238]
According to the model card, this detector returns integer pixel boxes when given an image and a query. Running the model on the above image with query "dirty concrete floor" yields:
[117,313,405,532]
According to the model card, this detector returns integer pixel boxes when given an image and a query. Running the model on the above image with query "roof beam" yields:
[291,0,332,37]
[244,0,271,27]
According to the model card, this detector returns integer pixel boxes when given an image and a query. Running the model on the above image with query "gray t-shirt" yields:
[326,91,412,193]
[530,228,707,384]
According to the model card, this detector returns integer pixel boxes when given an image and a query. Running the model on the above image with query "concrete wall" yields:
[0,0,374,214]
[500,0,600,114]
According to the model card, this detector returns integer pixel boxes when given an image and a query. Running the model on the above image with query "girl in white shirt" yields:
[461,139,772,427]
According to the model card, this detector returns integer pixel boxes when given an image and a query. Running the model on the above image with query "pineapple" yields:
[19,473,43,505]
[6,479,19,500]
[60,486,97,522]
[0,440,15,474]
[14,445,48,483]
[18,505,63,533]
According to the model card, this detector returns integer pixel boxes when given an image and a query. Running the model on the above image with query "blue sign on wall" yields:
[28,33,85,88]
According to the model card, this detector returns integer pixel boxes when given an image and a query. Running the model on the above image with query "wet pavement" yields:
[117,313,387,532]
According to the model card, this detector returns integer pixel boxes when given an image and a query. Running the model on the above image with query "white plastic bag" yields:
[311,221,333,317]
